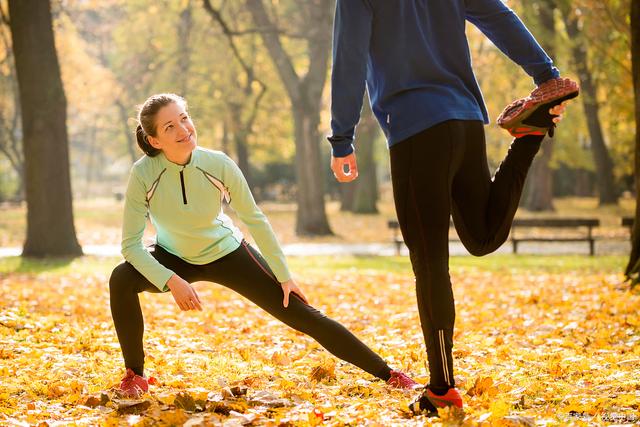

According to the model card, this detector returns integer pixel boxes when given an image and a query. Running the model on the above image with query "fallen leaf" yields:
[174,392,196,412]
[310,360,336,383]
[115,399,151,414]
[271,351,291,366]
[248,390,292,408]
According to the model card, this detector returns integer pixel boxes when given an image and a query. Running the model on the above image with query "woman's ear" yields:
[147,135,161,149]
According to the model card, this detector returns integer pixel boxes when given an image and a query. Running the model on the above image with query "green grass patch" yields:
[0,255,121,275]
[0,254,626,276]
[288,254,626,275]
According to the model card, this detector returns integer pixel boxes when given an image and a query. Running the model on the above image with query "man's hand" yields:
[549,101,569,123]
[281,279,309,307]
[166,274,202,311]
[331,152,359,183]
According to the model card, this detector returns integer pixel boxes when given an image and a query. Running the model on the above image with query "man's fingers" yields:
[333,166,352,183]
[550,102,569,115]
[332,165,346,180]
[282,286,290,308]
[331,161,347,181]
[348,158,358,179]
[338,160,357,182]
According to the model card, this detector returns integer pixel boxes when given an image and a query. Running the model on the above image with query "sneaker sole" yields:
[497,78,580,137]
[408,400,438,417]
[408,392,462,417]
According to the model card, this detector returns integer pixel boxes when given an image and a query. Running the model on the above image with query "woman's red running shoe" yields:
[119,368,149,398]
[387,370,421,390]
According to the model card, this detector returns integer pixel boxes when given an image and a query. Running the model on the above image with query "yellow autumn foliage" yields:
[0,255,638,426]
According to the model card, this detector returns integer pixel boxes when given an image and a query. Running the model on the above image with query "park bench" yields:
[388,217,601,256]
[510,218,599,256]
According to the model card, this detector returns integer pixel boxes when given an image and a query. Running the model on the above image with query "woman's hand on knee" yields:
[166,274,203,311]
[280,279,309,307]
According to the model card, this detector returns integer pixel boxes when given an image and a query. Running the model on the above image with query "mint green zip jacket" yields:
[121,147,291,291]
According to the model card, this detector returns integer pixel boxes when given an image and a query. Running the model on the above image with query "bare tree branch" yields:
[560,3,632,77]
[202,1,307,39]
[202,0,266,92]
[245,80,266,133]
[599,1,628,37]
[0,9,23,177]
[301,1,332,103]
[245,0,300,102]
[582,33,633,76]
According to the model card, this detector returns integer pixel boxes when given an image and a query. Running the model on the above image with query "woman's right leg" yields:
[199,241,393,380]
[109,245,199,374]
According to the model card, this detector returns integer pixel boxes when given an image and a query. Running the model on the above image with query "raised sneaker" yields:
[497,77,579,138]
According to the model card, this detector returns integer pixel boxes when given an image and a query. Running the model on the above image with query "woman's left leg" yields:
[199,241,392,380]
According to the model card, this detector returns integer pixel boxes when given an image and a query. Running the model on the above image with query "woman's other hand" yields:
[281,279,309,307]
[166,274,203,311]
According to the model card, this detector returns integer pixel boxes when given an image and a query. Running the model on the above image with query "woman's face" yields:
[147,102,197,163]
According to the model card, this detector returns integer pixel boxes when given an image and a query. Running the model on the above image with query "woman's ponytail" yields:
[135,123,160,157]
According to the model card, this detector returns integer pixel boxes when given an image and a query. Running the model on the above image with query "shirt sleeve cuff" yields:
[534,66,561,86]
[327,135,355,157]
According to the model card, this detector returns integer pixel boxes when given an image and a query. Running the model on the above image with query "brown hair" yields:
[135,93,187,157]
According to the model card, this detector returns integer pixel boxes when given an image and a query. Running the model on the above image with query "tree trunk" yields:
[522,0,555,211]
[9,0,82,257]
[0,12,24,201]
[293,105,332,234]
[341,100,378,213]
[340,182,356,211]
[524,140,555,211]
[625,0,640,285]
[246,0,332,235]
[13,166,24,201]
[222,118,230,153]
[116,99,138,162]
[561,6,618,205]
[177,0,192,97]
[84,124,99,198]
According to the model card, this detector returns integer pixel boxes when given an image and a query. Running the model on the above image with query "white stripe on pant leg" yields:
[439,330,450,385]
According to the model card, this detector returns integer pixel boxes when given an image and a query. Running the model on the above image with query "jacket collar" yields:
[158,147,199,171]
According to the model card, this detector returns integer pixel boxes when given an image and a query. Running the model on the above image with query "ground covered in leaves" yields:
[0,255,638,426]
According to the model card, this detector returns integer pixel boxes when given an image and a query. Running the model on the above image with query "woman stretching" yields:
[109,93,417,397]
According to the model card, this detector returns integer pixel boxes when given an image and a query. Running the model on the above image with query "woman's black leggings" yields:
[109,241,391,380]
[390,120,543,390]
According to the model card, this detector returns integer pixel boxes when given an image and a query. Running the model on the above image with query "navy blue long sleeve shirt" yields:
[328,0,560,157]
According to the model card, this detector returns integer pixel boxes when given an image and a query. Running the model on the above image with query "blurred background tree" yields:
[0,0,636,248]
[8,0,81,256]
[625,0,639,287]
